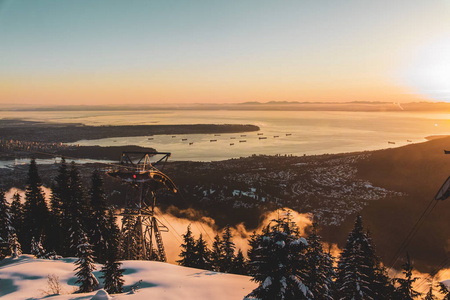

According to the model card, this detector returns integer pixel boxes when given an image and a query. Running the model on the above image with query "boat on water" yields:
[230,137,236,139]
[230,143,234,146]
[148,138,154,140]
[240,135,246,137]
[210,139,217,142]
[388,141,395,144]
[172,136,176,138]
[257,133,264,135]
[239,140,246,143]
[286,133,292,136]
[273,136,279,138]
[214,134,221,136]
[189,142,193,145]
[182,138,188,141]
[444,150,450,154]
[259,137,267,140]
[407,140,412,142]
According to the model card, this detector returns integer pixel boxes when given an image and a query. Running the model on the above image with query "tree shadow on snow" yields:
[122,268,137,275]
[189,271,218,277]
[0,278,18,297]
[123,280,158,293]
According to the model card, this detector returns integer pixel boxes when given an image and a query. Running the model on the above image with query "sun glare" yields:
[404,36,450,102]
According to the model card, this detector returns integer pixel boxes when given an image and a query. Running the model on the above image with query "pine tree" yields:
[247,230,262,266]
[0,190,11,243]
[439,282,450,300]
[9,193,23,241]
[246,212,312,300]
[177,225,197,267]
[335,215,382,300]
[68,162,88,256]
[88,169,108,263]
[0,191,11,260]
[364,229,394,300]
[74,235,99,293]
[304,222,334,300]
[120,214,139,260]
[31,235,46,258]
[392,253,421,300]
[231,249,247,275]
[221,225,236,273]
[192,234,211,270]
[23,159,49,253]
[133,217,145,260]
[49,158,70,255]
[9,233,22,258]
[210,234,223,272]
[101,207,124,294]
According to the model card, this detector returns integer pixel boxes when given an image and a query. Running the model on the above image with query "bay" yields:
[2,110,450,162]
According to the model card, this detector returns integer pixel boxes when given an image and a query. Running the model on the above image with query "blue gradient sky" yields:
[1,0,450,105]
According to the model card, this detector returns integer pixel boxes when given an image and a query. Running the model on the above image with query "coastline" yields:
[0,119,259,143]
[425,135,450,141]
[1,133,450,271]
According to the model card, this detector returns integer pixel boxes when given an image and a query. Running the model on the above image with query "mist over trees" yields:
[0,159,448,299]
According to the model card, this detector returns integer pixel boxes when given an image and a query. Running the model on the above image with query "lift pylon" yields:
[106,151,176,261]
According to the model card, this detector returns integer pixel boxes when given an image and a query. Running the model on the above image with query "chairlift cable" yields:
[388,197,437,271]
[415,255,450,290]
[176,189,214,243]
[153,210,183,244]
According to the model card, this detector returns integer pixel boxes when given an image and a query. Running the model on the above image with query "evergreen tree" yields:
[247,230,262,266]
[9,193,23,241]
[439,282,450,300]
[335,215,382,300]
[231,249,247,275]
[192,234,211,270]
[101,207,124,294]
[221,225,236,273]
[392,253,421,300]
[0,190,11,243]
[210,234,223,272]
[120,214,139,260]
[74,235,99,293]
[49,158,70,255]
[68,162,88,256]
[23,159,49,253]
[88,169,108,263]
[366,229,394,300]
[31,236,46,258]
[177,225,197,267]
[371,256,394,300]
[133,217,145,260]
[246,212,312,300]
[304,222,334,300]
[9,233,22,258]
[0,191,12,259]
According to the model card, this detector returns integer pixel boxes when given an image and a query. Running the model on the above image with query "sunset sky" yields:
[1,0,450,106]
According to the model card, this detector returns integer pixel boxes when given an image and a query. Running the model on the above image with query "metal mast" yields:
[106,151,177,261]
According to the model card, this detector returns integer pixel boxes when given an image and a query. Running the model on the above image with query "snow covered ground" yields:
[0,255,257,300]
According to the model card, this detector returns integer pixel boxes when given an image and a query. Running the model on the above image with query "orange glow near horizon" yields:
[1,1,449,106]
[0,71,428,106]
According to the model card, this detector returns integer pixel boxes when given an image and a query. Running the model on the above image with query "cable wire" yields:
[388,197,438,271]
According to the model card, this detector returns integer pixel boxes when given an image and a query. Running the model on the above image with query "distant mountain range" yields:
[2,101,450,112]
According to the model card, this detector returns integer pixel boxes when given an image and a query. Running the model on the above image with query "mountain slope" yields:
[0,255,256,300]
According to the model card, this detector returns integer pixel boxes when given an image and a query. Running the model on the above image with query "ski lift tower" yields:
[106,151,177,261]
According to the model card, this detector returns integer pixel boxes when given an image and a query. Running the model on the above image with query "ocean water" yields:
[2,110,450,161]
